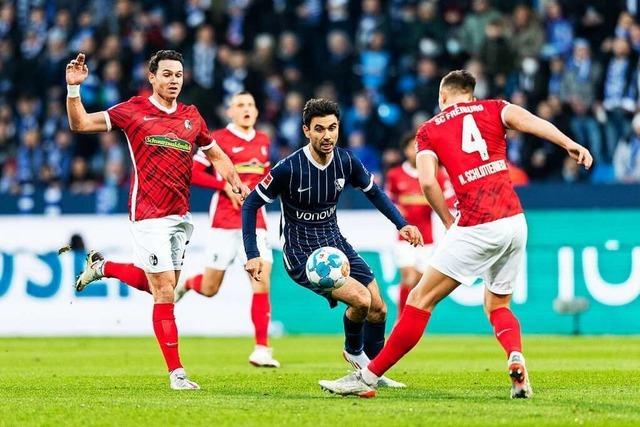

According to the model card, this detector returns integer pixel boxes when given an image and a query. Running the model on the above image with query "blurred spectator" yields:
[277,91,305,155]
[357,30,391,101]
[356,0,388,50]
[325,30,357,104]
[509,4,544,63]
[69,157,96,194]
[542,1,574,58]
[48,130,74,183]
[600,37,637,162]
[613,113,640,182]
[458,0,502,54]
[479,18,513,92]
[413,57,440,115]
[348,130,381,179]
[16,129,44,186]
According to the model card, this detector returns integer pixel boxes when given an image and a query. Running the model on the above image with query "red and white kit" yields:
[416,99,527,294]
[106,96,217,272]
[386,162,455,272]
[193,124,273,269]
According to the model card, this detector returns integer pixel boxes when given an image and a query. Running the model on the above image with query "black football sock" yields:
[343,311,365,355]
[363,319,386,359]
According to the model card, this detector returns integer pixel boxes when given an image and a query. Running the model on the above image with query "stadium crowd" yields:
[1,0,640,201]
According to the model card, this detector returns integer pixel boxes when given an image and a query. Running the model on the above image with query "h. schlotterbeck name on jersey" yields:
[458,159,507,185]
[294,205,337,222]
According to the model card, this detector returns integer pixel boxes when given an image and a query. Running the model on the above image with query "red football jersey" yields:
[107,96,216,221]
[386,162,456,243]
[416,99,523,226]
[193,124,271,229]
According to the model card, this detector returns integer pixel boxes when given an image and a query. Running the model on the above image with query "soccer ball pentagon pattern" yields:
[305,247,350,290]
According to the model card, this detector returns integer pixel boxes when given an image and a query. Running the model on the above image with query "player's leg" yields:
[331,278,372,357]
[152,214,198,390]
[174,228,235,301]
[393,240,419,318]
[483,214,531,398]
[320,266,459,396]
[247,262,280,367]
[74,251,151,293]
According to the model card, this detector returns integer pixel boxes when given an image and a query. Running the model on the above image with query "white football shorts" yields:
[429,213,527,295]
[394,241,435,273]
[129,212,194,273]
[205,228,273,270]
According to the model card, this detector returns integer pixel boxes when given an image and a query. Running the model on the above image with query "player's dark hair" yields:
[302,98,340,127]
[441,70,476,94]
[400,132,415,149]
[148,50,184,74]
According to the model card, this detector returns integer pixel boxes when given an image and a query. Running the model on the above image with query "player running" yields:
[319,70,592,398]
[242,98,423,389]
[386,133,456,318]
[173,91,280,368]
[66,50,249,390]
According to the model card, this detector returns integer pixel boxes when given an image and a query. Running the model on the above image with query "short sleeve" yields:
[193,148,212,167]
[194,111,217,150]
[488,99,510,128]
[348,152,374,192]
[106,100,134,131]
[415,124,438,160]
[254,160,289,203]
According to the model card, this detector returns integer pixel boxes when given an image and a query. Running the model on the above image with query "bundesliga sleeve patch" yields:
[261,172,273,188]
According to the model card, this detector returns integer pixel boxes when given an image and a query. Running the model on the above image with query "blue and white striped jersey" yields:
[253,145,375,267]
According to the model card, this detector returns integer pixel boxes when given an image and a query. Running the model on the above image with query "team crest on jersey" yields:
[149,254,158,266]
[261,172,273,188]
[335,178,345,191]
[184,119,192,129]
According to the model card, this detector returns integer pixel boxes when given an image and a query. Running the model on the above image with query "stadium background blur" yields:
[0,0,638,338]
[2,0,640,204]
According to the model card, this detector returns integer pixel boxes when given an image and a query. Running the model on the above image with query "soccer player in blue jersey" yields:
[242,98,423,388]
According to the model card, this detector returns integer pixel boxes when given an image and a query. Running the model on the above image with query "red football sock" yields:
[104,261,150,293]
[397,284,411,317]
[368,305,431,377]
[489,307,522,357]
[152,303,182,372]
[185,274,203,294]
[251,292,270,346]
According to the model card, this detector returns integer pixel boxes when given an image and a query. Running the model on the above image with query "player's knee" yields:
[351,290,372,315]
[367,303,387,323]
[200,281,221,297]
[152,283,174,303]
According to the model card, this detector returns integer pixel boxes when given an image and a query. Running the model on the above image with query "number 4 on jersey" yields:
[462,115,489,160]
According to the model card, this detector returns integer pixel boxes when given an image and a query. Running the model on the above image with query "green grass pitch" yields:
[1,335,639,426]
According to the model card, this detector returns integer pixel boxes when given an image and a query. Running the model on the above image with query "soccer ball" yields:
[305,247,350,290]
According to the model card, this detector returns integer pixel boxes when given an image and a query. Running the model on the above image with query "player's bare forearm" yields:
[205,146,243,189]
[417,154,455,228]
[66,97,108,133]
[503,104,593,168]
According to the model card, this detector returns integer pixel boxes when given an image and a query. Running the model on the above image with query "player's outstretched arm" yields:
[203,145,250,199]
[503,104,593,169]
[417,153,456,229]
[66,53,109,133]
[242,190,268,281]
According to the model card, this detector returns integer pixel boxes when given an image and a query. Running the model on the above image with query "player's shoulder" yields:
[109,96,144,110]
[271,149,301,172]
[334,146,357,163]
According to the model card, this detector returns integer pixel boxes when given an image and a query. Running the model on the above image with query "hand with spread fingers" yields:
[399,225,424,247]
[66,53,89,85]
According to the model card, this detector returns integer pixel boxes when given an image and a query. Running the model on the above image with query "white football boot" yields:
[319,371,376,398]
[173,280,188,303]
[169,368,200,390]
[342,350,406,388]
[75,250,105,292]
[508,351,533,399]
[249,345,281,368]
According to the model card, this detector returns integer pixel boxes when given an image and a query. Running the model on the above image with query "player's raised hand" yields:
[245,257,264,281]
[66,53,89,85]
[399,225,423,247]
[566,142,593,170]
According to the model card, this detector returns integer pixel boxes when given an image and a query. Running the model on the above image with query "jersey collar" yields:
[148,95,177,114]
[226,123,256,141]
[303,145,334,170]
[402,161,419,178]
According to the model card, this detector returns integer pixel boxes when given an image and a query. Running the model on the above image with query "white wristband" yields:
[67,85,80,98]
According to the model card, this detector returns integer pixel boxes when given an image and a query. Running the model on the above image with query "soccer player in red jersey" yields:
[66,50,249,390]
[320,70,592,398]
[174,91,280,367]
[386,133,456,318]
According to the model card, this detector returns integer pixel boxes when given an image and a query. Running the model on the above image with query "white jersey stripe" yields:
[124,134,139,221]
